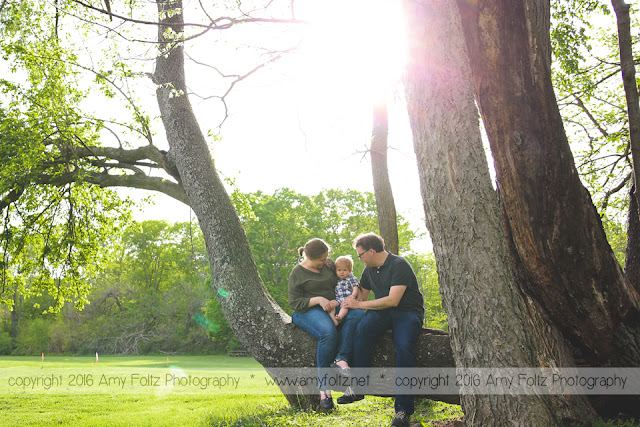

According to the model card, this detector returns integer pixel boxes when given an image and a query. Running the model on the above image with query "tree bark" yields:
[371,101,400,254]
[456,0,640,365]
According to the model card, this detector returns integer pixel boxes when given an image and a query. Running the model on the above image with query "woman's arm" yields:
[288,268,311,311]
[309,296,337,311]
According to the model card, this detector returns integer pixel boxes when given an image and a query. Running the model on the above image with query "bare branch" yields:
[557,66,623,103]
[71,0,307,30]
[601,172,632,213]
[186,46,298,127]
[572,95,609,137]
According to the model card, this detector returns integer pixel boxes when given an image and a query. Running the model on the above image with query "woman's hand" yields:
[310,296,333,311]
[321,299,340,312]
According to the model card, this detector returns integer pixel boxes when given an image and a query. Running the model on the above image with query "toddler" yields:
[332,255,360,325]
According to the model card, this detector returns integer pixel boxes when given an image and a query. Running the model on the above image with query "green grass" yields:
[0,355,463,426]
[205,397,463,426]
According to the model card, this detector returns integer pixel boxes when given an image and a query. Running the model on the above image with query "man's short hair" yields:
[353,233,385,253]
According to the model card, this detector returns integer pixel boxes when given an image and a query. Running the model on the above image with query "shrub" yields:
[15,318,51,355]
[0,331,14,355]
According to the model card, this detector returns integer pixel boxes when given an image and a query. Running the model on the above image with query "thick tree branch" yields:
[370,100,399,254]
[67,144,164,165]
[2,141,189,211]
[37,170,190,206]
[0,188,25,214]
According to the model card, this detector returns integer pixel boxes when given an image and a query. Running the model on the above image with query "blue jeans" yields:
[293,306,365,390]
[353,310,422,415]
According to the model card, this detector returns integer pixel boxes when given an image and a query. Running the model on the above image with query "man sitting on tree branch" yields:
[339,233,425,427]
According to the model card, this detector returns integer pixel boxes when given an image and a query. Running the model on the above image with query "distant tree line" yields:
[0,188,447,355]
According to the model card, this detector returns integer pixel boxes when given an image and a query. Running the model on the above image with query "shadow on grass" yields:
[203,397,463,427]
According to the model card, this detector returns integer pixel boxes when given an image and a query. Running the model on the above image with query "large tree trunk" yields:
[371,101,400,254]
[456,0,640,366]
[152,0,454,410]
[402,0,592,423]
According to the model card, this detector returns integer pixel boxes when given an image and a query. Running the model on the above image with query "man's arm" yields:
[343,285,407,310]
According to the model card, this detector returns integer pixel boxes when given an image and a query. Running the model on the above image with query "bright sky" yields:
[122,0,432,252]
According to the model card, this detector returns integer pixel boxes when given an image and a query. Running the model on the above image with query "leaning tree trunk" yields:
[153,0,317,409]
[402,0,593,424]
[371,100,400,254]
[152,0,454,410]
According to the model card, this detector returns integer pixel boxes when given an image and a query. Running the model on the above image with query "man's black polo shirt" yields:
[359,251,425,320]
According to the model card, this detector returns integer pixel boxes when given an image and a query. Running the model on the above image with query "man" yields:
[339,233,424,427]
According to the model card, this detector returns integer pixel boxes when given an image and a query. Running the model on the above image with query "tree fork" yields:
[456,0,640,365]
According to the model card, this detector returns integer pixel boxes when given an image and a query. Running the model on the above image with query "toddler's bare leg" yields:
[335,307,349,322]
[329,309,339,326]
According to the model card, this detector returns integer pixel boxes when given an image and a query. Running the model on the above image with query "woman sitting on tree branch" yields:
[288,238,365,410]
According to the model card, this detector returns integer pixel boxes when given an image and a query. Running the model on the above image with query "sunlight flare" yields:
[296,0,407,102]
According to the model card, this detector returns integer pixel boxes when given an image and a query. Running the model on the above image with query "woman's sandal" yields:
[330,360,352,377]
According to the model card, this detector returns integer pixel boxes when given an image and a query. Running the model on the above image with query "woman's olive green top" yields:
[288,260,337,312]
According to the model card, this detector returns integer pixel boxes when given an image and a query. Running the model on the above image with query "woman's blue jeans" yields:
[292,306,365,390]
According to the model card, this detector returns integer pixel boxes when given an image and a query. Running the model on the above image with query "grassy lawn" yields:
[0,355,462,426]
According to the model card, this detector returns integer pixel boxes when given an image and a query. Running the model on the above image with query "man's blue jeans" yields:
[353,309,422,415]
[293,306,365,390]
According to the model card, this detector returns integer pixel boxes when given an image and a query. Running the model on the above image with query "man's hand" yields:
[343,286,407,311]
[341,298,361,309]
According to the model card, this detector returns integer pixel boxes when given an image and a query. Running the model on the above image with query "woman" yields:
[288,238,365,410]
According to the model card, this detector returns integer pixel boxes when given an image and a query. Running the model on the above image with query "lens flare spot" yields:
[194,313,220,333]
